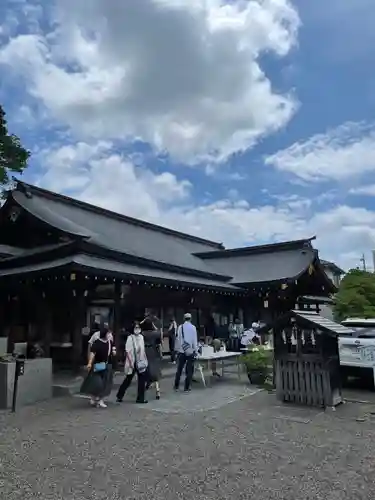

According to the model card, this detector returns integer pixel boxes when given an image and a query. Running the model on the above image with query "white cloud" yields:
[307,206,375,271]
[3,0,375,273]
[0,0,299,163]
[37,142,192,220]
[37,140,302,241]
[265,122,375,182]
[349,185,375,196]
[33,140,375,271]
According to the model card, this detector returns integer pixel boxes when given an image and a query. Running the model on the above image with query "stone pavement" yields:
[76,378,262,413]
[1,382,375,500]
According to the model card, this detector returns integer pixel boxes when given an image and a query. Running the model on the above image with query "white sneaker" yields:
[97,400,107,408]
[90,398,97,406]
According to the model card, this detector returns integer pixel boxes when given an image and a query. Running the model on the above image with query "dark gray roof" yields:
[0,253,241,291]
[0,242,73,265]
[202,247,315,284]
[5,183,323,287]
[292,310,355,335]
[11,186,225,277]
[0,244,23,257]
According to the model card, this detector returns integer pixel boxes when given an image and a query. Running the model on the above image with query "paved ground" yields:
[1,381,375,500]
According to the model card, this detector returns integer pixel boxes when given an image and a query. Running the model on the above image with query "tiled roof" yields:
[11,184,225,278]
[0,254,241,291]
[292,310,355,335]
[201,246,315,284]
[2,182,322,287]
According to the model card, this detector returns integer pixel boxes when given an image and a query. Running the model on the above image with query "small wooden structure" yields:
[269,309,348,408]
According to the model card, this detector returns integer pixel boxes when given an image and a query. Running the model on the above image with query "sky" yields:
[1,0,375,271]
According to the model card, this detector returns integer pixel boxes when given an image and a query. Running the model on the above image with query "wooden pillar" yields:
[35,290,53,358]
[43,306,53,358]
[0,298,7,354]
[113,281,121,352]
[0,299,4,337]
[70,272,86,372]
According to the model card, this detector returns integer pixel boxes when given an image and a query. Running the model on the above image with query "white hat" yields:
[252,322,259,329]
[184,312,192,320]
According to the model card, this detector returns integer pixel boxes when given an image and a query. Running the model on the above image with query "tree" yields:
[333,269,375,321]
[0,104,30,188]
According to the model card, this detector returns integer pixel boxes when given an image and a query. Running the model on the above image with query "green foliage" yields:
[333,269,375,321]
[242,347,273,372]
[0,105,30,188]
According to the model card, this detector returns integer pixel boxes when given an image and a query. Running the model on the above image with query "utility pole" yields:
[360,253,367,271]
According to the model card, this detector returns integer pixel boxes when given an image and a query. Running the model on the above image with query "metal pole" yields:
[360,253,367,271]
[11,368,20,413]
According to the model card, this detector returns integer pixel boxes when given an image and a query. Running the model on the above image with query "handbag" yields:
[181,326,194,356]
[93,340,112,372]
[93,361,107,372]
[132,335,148,373]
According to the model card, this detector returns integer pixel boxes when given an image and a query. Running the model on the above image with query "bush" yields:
[242,347,273,372]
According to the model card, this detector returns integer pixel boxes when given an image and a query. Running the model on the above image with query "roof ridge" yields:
[195,237,316,258]
[16,181,224,250]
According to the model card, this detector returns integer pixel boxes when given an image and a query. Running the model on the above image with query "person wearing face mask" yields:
[80,325,113,408]
[116,321,149,404]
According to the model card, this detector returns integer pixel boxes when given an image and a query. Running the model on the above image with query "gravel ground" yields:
[1,386,375,500]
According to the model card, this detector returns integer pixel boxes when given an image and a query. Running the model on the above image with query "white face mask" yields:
[134,328,141,335]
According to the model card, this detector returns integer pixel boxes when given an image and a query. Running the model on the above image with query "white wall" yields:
[319,304,334,321]
[323,267,341,287]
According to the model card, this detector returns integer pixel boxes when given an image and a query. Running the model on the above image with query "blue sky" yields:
[1,0,375,270]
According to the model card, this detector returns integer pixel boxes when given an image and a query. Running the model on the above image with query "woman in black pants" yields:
[143,330,162,400]
[116,322,148,404]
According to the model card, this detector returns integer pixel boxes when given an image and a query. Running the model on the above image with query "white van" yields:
[341,318,375,330]
[339,318,375,385]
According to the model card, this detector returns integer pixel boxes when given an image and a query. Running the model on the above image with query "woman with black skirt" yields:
[81,327,113,408]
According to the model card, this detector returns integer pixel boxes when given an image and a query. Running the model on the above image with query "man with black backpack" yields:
[174,313,198,392]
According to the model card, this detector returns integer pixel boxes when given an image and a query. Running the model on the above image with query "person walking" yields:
[81,326,113,408]
[143,329,163,400]
[168,317,177,363]
[174,313,198,393]
[116,321,148,404]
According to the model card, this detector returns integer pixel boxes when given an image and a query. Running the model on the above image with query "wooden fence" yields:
[275,357,338,408]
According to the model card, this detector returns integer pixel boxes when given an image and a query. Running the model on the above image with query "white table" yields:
[196,351,242,387]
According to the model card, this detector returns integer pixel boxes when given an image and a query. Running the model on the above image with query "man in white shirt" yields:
[174,313,198,392]
[240,322,261,348]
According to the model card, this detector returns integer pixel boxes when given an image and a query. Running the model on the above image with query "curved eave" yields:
[0,254,246,294]
[0,239,233,283]
[0,241,79,269]
[232,255,337,294]
[5,189,231,281]
[233,260,314,289]
[11,190,95,239]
